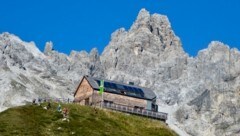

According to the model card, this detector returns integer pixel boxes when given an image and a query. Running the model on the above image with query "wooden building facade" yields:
[74,75,158,112]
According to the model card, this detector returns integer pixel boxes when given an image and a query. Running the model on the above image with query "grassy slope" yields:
[0,103,177,136]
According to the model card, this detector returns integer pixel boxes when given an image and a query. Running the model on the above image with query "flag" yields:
[99,80,104,94]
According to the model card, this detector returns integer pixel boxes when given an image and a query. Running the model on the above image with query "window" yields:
[134,106,144,112]
[103,100,113,105]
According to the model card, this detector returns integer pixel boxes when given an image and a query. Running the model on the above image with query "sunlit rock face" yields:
[0,9,239,136]
[101,9,240,136]
[0,32,103,112]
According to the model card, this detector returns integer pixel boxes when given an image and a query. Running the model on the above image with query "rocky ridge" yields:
[0,9,239,136]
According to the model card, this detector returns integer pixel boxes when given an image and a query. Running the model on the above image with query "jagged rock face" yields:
[101,9,187,88]
[0,33,103,111]
[0,33,72,111]
[100,9,240,136]
[0,9,239,136]
[176,42,240,136]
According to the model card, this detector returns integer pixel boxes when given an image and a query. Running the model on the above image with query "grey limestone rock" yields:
[0,9,239,136]
[44,41,53,55]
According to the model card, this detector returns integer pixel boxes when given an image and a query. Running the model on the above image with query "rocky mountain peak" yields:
[0,32,22,46]
[130,8,172,34]
[89,48,99,62]
[208,41,230,51]
[110,28,127,43]
[127,9,183,54]
[100,9,188,92]
[0,33,45,63]
[130,8,151,31]
[44,41,53,55]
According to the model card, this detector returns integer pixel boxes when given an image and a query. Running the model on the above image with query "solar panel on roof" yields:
[129,86,135,92]
[129,88,134,93]
[132,87,145,98]
[137,88,144,97]
[123,86,128,90]
[116,84,125,90]
[104,82,111,88]
[95,80,100,86]
[94,79,145,98]
[124,86,134,96]
[110,83,117,89]
[133,87,139,92]
[132,88,138,95]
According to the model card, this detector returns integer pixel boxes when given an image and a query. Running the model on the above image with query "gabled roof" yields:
[84,75,156,100]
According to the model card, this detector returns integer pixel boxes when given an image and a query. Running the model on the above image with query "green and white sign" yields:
[99,80,104,94]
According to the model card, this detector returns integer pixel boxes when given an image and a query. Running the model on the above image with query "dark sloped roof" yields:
[85,76,156,100]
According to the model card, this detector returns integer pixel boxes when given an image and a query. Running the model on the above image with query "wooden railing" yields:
[102,102,168,121]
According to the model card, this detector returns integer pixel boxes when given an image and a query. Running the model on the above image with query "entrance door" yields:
[85,98,90,105]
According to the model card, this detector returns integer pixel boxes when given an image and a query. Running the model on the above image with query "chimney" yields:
[129,82,134,85]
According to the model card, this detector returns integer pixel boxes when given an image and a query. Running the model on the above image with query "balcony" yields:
[102,102,168,122]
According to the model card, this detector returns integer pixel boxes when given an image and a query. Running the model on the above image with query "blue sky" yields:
[0,0,239,56]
